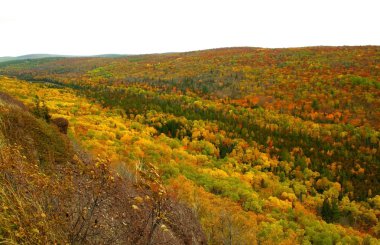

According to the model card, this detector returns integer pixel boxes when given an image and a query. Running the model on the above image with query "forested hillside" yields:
[1,46,379,129]
[0,85,205,244]
[0,46,379,244]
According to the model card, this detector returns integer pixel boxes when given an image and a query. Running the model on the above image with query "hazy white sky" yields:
[0,0,379,56]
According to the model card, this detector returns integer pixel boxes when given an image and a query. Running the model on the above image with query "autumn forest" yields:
[0,46,379,244]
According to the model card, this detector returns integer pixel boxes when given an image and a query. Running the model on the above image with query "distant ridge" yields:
[0,54,72,63]
[1,46,378,63]
[0,53,128,62]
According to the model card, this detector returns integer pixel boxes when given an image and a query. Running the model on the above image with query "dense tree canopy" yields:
[0,46,379,244]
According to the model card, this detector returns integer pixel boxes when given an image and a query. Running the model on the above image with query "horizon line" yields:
[1,44,379,58]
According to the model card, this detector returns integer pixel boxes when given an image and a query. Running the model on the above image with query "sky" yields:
[0,0,379,56]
